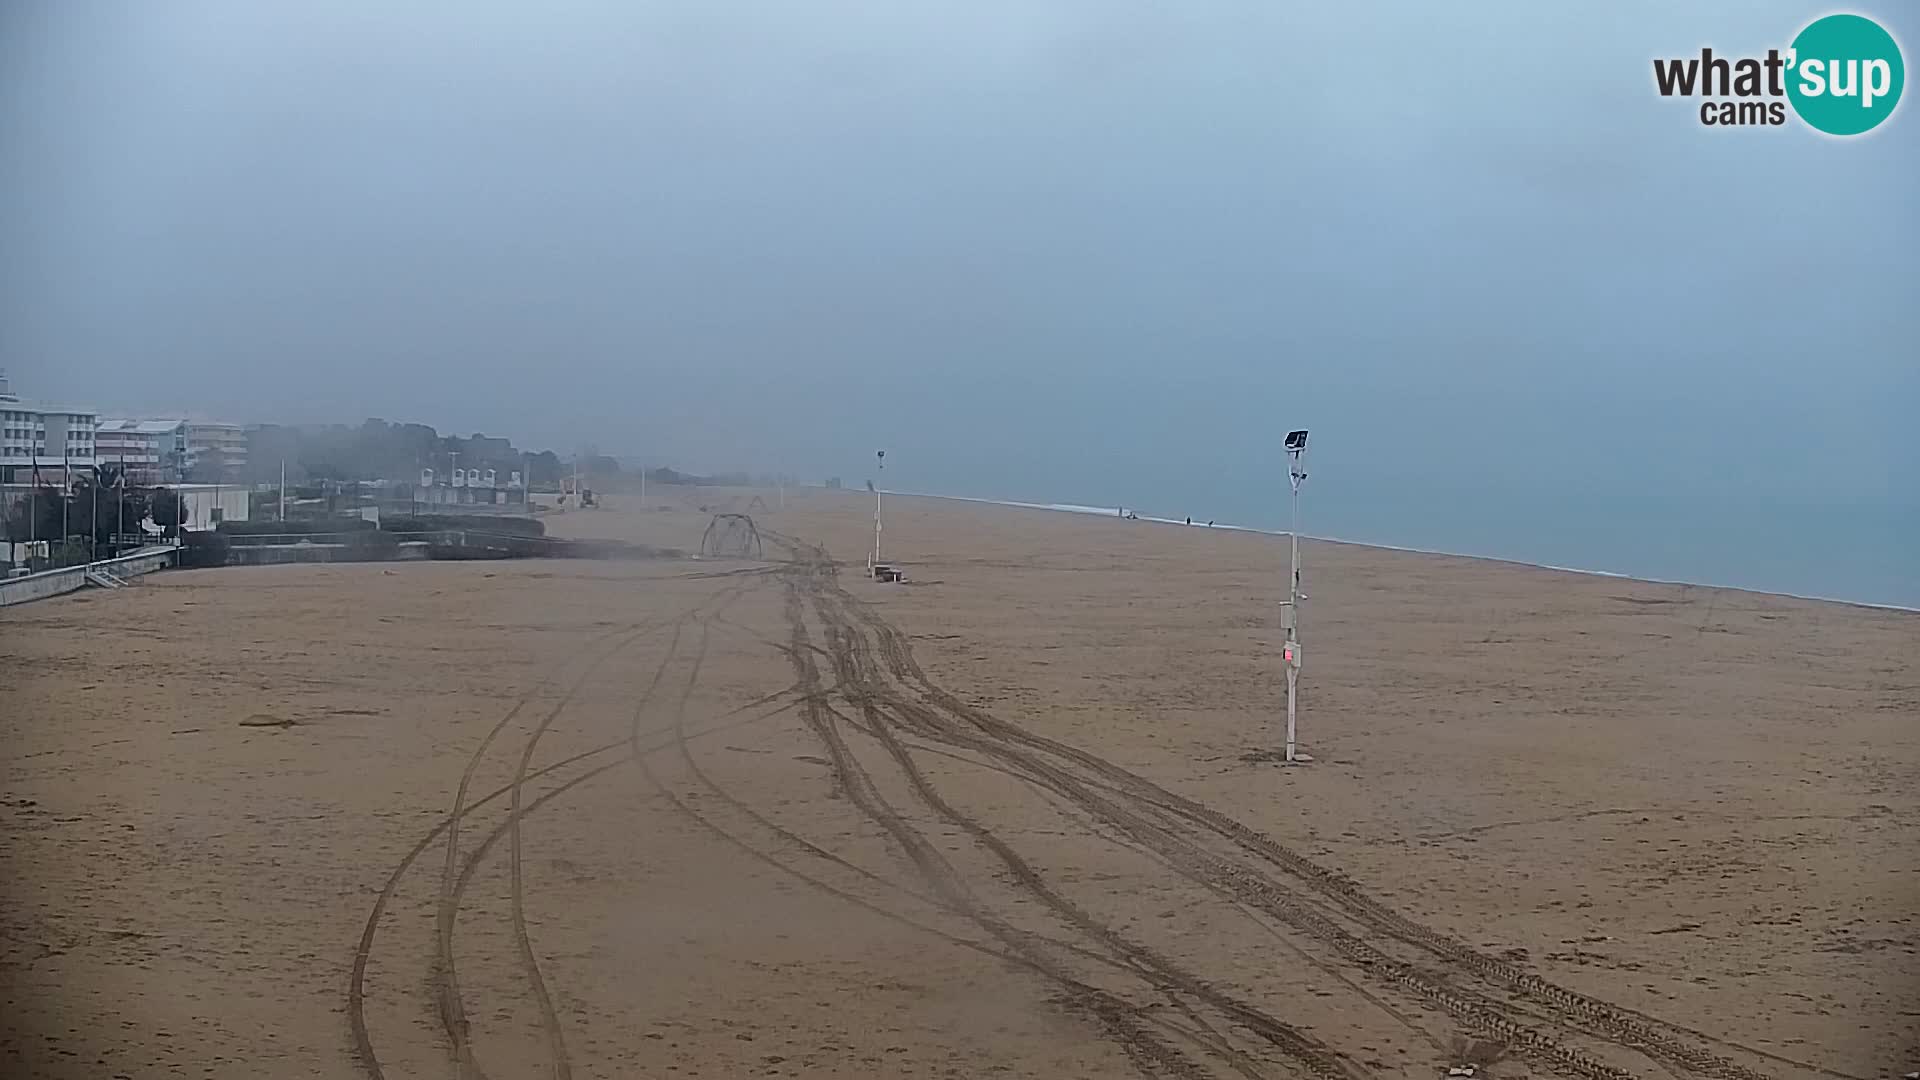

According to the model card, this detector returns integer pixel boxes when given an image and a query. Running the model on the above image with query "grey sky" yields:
[3,1,1914,510]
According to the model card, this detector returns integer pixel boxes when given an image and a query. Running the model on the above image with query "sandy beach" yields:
[2,489,1914,1079]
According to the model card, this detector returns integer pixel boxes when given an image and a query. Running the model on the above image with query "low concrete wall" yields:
[0,547,176,608]
[227,541,431,565]
[0,566,86,606]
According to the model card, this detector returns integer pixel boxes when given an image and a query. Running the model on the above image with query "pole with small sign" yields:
[871,450,885,573]
[1281,429,1310,763]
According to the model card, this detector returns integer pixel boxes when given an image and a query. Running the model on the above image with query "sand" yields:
[2,488,1914,1080]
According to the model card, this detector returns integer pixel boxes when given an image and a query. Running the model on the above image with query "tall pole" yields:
[279,459,287,523]
[872,450,885,571]
[1281,430,1309,763]
[1285,481,1300,762]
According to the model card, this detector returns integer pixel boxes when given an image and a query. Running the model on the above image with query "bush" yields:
[179,530,231,568]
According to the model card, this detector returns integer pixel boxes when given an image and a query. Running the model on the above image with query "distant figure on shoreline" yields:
[1185,516,1191,526]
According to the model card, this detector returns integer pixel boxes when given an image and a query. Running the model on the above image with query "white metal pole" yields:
[1285,666,1298,761]
[871,451,885,571]
[1285,480,1300,762]
[1277,431,1308,763]
[279,459,286,523]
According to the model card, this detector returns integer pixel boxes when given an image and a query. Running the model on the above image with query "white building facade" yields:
[0,371,97,488]
[165,484,251,532]
[183,422,246,481]
[96,419,186,485]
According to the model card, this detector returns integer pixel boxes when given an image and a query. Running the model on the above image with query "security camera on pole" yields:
[1280,429,1310,764]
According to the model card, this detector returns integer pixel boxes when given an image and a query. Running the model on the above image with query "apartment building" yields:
[0,371,97,488]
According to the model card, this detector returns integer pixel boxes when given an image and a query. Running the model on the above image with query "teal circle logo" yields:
[1786,14,1904,135]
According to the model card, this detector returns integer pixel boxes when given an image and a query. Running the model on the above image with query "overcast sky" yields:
[3,1,1913,509]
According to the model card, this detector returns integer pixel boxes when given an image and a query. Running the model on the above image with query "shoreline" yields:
[893,488,1920,616]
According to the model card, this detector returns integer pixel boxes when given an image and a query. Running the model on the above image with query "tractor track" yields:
[648,590,1177,990]
[349,688,806,1080]
[491,579,765,1080]
[805,561,1358,1079]
[882,656,1756,1080]
[772,559,1219,1080]
[820,561,1681,1080]
[765,531,1786,1080]
[809,695,1450,1062]
[346,686,804,1080]
[352,532,1820,1080]
[771,533,1372,1077]
[432,615,683,1080]
[350,581,802,1080]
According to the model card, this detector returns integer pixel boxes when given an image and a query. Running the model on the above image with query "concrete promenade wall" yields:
[0,547,175,608]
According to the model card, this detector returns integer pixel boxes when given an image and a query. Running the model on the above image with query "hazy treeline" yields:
[242,419,564,486]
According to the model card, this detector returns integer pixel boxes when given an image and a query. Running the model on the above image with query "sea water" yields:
[912,482,1918,611]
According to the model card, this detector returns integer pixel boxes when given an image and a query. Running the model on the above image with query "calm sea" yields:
[912,479,1919,611]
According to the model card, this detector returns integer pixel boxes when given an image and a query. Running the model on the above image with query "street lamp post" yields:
[1281,429,1310,763]
[871,450,885,574]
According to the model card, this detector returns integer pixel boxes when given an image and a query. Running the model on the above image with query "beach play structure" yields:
[700,513,764,558]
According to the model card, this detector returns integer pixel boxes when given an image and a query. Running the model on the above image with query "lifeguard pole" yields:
[1280,429,1309,763]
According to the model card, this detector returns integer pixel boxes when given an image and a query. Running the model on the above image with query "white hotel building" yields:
[0,371,97,489]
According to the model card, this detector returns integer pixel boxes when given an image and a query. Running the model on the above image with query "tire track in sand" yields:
[350,596,799,1080]
[804,562,1357,1079]
[769,560,1221,1080]
[788,532,1790,1080]
[646,596,1172,984]
[494,581,763,1080]
[434,616,681,1080]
